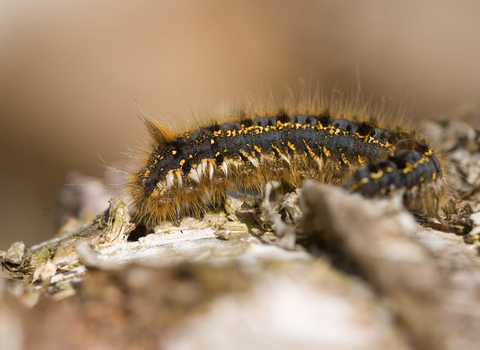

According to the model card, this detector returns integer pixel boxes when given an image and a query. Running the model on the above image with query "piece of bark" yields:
[0,193,412,350]
[299,179,480,350]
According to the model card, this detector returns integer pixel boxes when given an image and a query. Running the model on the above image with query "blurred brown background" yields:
[1,0,479,248]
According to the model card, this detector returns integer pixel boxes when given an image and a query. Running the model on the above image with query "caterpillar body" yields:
[124,108,454,226]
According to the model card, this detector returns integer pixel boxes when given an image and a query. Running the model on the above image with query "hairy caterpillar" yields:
[123,102,455,226]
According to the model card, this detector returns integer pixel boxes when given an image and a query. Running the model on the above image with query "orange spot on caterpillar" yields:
[341,153,351,166]
[370,169,383,179]
[323,146,331,158]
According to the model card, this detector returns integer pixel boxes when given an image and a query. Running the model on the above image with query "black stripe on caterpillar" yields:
[123,111,454,226]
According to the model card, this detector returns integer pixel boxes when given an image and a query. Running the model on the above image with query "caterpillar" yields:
[123,103,455,227]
